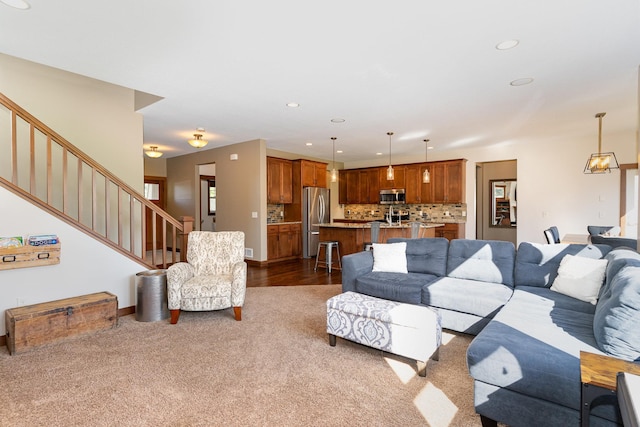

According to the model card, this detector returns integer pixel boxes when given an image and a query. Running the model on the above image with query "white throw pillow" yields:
[550,254,608,305]
[372,242,408,273]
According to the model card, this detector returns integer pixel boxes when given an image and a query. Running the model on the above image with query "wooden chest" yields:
[5,291,118,355]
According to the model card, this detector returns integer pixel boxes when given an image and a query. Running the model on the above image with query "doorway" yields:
[476,160,517,244]
[143,176,166,250]
[199,163,216,232]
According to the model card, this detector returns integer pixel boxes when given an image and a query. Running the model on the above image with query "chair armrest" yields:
[166,262,195,309]
[341,251,374,293]
[230,261,247,306]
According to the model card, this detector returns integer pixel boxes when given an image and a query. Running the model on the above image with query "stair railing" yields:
[0,92,191,268]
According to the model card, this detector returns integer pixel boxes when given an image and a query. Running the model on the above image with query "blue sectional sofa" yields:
[341,238,640,426]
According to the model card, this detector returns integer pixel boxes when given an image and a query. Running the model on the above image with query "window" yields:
[208,180,216,215]
[144,183,160,201]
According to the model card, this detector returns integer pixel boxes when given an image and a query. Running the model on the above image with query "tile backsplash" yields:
[267,204,284,223]
[343,203,467,223]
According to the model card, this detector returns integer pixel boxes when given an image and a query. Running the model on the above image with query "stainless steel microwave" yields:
[379,189,406,204]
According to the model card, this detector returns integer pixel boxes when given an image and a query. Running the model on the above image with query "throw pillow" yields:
[604,226,621,236]
[550,254,608,305]
[372,242,408,273]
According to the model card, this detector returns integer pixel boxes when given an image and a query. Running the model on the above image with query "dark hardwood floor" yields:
[247,258,342,287]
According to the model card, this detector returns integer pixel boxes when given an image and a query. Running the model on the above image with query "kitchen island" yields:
[318,222,445,256]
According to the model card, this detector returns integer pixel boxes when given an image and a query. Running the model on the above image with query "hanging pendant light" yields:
[188,127,208,148]
[145,146,163,158]
[386,132,394,181]
[422,139,431,183]
[330,137,338,183]
[584,112,619,174]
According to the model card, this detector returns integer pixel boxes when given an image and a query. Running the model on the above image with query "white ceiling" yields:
[1,0,639,162]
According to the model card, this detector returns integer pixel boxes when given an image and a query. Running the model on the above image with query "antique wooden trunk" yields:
[5,291,118,355]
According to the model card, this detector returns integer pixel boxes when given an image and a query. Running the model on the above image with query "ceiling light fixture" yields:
[286,102,300,108]
[0,0,30,9]
[145,146,163,158]
[422,139,431,183]
[188,128,208,149]
[386,132,394,181]
[510,77,534,86]
[331,118,345,123]
[496,40,519,50]
[330,137,338,183]
[584,112,619,174]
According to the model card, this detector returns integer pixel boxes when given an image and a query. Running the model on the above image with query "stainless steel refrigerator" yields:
[303,187,330,258]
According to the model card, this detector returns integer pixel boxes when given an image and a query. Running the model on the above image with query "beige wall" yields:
[166,139,267,261]
[144,157,167,177]
[0,54,144,192]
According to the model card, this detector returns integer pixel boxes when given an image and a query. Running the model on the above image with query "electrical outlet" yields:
[418,210,422,216]
[280,211,284,217]
[461,211,466,217]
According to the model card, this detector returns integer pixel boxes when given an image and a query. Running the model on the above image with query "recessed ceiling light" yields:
[305,142,312,146]
[510,77,534,86]
[286,102,300,108]
[331,118,345,123]
[376,152,383,156]
[0,0,29,8]
[336,150,343,154]
[496,39,519,50]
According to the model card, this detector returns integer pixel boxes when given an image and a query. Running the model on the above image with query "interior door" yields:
[144,176,166,251]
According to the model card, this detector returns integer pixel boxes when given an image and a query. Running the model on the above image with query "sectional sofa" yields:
[341,238,640,426]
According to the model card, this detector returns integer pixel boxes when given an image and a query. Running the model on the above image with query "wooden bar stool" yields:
[314,241,341,273]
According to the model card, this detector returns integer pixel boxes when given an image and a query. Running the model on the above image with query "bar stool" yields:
[410,222,422,239]
[364,222,381,251]
[314,241,341,273]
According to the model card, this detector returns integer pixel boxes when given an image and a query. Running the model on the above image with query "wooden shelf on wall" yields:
[0,243,61,271]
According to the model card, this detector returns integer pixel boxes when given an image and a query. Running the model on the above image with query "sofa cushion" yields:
[514,285,597,314]
[422,277,513,318]
[550,255,608,305]
[594,263,640,361]
[514,242,611,288]
[355,272,440,304]
[467,287,602,412]
[601,248,640,298]
[446,239,516,287]
[371,242,407,273]
[387,237,449,276]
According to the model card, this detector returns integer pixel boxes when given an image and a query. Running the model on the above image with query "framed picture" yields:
[494,186,505,199]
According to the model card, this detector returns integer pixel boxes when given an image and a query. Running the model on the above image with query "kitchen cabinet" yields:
[405,163,433,204]
[434,223,465,241]
[267,223,301,261]
[378,165,405,190]
[431,160,466,204]
[362,168,380,204]
[339,168,380,204]
[300,160,327,188]
[267,157,293,204]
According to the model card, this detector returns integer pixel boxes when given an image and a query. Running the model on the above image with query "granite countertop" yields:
[267,221,302,225]
[318,222,444,229]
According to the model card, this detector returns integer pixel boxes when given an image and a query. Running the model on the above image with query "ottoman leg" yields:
[329,334,336,346]
[417,360,427,377]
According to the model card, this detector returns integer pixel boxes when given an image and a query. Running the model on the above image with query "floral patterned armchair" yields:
[167,231,246,324]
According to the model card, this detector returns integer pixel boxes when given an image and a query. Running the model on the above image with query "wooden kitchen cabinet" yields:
[267,157,293,204]
[434,223,465,241]
[405,163,433,204]
[378,165,405,190]
[339,167,380,204]
[432,160,466,204]
[300,159,327,188]
[267,223,301,261]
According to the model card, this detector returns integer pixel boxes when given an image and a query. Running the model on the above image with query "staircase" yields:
[0,92,191,269]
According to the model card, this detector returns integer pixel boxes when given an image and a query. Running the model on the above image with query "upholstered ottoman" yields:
[327,291,441,377]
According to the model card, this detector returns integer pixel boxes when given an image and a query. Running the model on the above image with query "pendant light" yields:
[145,146,163,158]
[422,139,431,183]
[386,132,394,181]
[584,112,619,174]
[188,127,208,149]
[330,137,338,183]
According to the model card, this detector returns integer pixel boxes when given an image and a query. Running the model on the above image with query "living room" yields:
[0,1,639,426]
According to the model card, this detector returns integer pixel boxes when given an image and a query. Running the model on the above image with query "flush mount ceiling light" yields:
[510,77,534,86]
[584,112,619,174]
[422,139,431,183]
[145,146,163,158]
[496,39,519,50]
[0,0,30,9]
[286,102,300,108]
[331,118,346,123]
[330,137,338,183]
[386,132,394,181]
[188,128,208,149]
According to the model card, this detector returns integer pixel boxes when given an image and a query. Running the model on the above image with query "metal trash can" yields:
[135,269,169,322]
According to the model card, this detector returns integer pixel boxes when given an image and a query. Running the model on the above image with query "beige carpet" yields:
[0,285,482,427]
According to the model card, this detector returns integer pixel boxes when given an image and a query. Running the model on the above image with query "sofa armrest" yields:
[231,261,247,306]
[341,251,374,293]
[166,262,195,310]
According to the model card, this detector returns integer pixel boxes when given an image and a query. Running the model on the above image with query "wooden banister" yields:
[0,92,183,269]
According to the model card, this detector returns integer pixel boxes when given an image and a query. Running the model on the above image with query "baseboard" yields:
[119,306,135,317]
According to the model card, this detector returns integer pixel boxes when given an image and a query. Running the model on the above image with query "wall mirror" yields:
[490,179,517,228]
